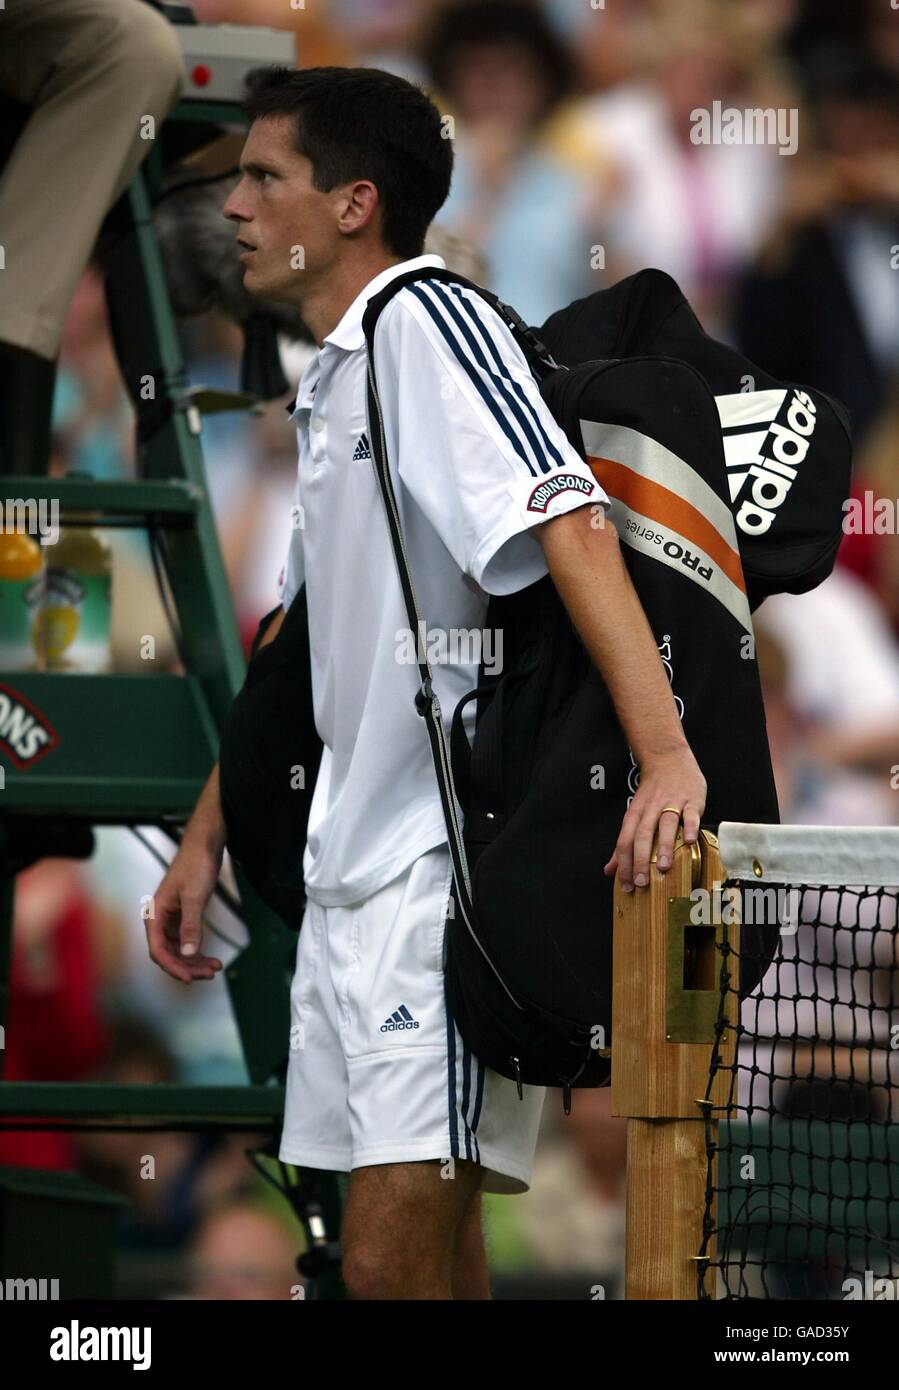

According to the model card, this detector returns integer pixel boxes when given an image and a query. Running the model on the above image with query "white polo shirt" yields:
[278,253,609,907]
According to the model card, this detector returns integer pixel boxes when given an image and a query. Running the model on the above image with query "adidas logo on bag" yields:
[352,433,372,461]
[380,1004,419,1032]
[717,387,818,536]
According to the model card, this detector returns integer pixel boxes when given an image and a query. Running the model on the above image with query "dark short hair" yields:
[243,65,453,258]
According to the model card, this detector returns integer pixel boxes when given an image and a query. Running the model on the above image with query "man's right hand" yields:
[147,835,225,984]
[147,609,286,983]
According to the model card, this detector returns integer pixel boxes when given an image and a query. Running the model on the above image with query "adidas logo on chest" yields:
[352,433,372,461]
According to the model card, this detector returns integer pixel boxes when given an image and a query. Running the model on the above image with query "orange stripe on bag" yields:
[586,455,747,595]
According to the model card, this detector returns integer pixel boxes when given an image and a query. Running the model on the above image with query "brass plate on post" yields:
[665,895,723,1043]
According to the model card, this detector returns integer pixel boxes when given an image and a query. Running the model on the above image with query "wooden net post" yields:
[611,827,738,1298]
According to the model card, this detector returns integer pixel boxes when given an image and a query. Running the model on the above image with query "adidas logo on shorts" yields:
[380,1004,419,1032]
[352,433,372,461]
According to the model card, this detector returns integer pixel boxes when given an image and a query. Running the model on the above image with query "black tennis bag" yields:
[539,267,853,603]
[359,266,851,1094]
[220,265,851,1094]
[218,591,321,927]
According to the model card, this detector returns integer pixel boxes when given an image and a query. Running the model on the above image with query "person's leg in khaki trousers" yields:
[0,0,185,470]
[0,0,185,358]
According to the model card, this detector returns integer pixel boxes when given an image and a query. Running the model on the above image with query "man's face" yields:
[223,115,341,305]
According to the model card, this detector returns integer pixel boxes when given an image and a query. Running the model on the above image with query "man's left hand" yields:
[603,745,707,892]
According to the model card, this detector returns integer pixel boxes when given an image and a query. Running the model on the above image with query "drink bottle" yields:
[0,528,45,671]
[38,527,113,673]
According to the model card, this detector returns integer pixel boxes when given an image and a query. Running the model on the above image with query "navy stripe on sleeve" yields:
[419,280,565,473]
[446,283,567,472]
[406,281,559,476]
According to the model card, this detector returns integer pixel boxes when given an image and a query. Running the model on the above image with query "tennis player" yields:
[149,65,706,1300]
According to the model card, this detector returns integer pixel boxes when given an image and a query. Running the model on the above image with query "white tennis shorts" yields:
[279,843,546,1193]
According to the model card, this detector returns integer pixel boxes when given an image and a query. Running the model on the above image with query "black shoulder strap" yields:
[360,268,537,999]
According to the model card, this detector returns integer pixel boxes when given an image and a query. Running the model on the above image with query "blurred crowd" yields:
[1,0,898,1299]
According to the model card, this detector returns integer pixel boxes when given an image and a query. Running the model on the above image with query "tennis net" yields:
[698,822,899,1300]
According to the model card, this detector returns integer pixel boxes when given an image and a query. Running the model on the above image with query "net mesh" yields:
[699,866,899,1300]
